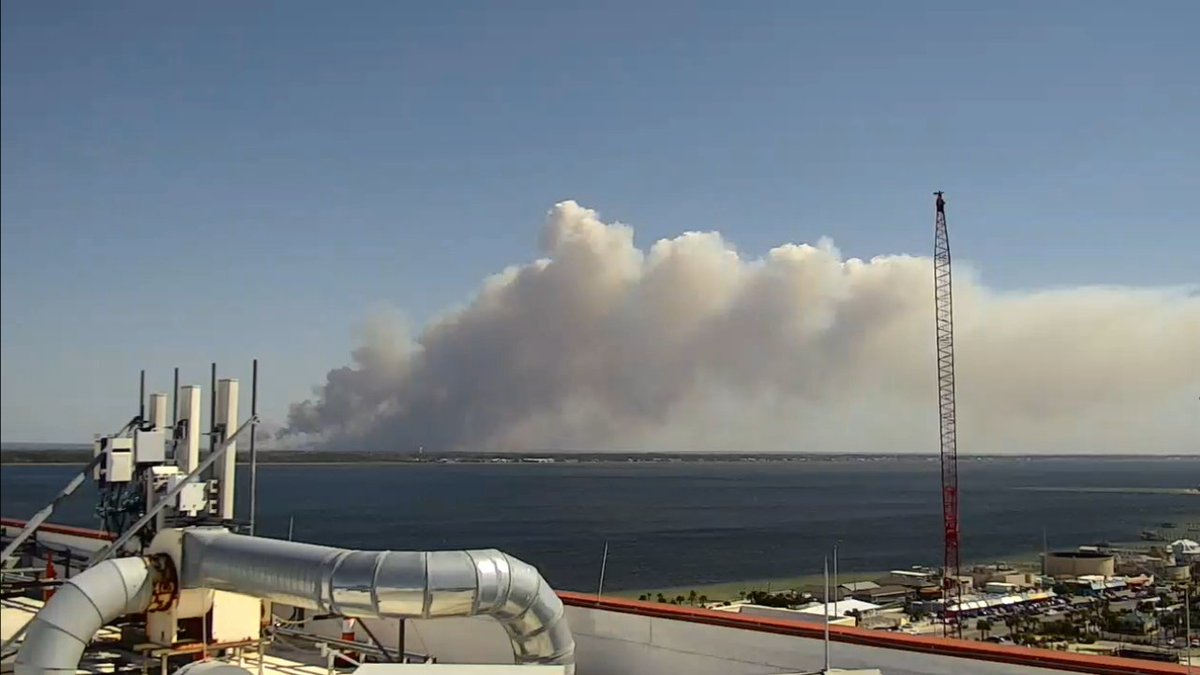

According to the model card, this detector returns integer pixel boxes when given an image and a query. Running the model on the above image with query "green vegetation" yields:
[622,571,884,603]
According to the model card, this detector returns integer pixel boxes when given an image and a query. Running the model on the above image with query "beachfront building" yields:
[1170,539,1200,563]
[847,584,912,605]
[1045,550,1116,577]
[971,564,1041,590]
[710,601,857,626]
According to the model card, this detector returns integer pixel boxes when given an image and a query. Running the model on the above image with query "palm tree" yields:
[1074,610,1091,635]
[1159,612,1176,639]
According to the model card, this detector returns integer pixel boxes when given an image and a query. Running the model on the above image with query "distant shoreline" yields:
[617,555,1049,600]
[1015,486,1199,496]
[2,449,1196,467]
[4,457,1199,468]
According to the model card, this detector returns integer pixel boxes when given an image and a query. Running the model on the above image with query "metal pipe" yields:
[209,363,217,478]
[249,359,258,536]
[1186,584,1192,675]
[173,663,252,675]
[823,555,830,673]
[172,367,180,427]
[356,619,396,663]
[833,541,839,607]
[180,528,574,672]
[596,540,608,599]
[272,625,389,659]
[139,369,146,426]
[398,618,406,663]
[14,557,156,675]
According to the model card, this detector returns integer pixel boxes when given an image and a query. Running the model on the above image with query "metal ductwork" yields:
[172,662,253,675]
[180,528,575,672]
[15,557,157,675]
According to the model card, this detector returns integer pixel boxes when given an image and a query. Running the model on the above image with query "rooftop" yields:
[1049,551,1114,560]
[795,599,883,617]
[3,519,1191,675]
[839,581,880,592]
[851,584,911,598]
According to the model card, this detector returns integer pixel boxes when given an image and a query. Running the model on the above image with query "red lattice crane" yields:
[933,191,962,638]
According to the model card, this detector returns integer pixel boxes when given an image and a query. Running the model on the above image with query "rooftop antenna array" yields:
[1,360,261,569]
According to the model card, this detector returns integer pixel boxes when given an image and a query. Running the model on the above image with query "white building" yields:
[794,598,883,618]
[1170,538,1200,563]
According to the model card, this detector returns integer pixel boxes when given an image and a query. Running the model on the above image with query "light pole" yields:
[823,555,831,674]
[1185,582,1192,675]
[833,541,840,608]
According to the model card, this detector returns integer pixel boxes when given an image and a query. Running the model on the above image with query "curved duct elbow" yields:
[172,662,254,675]
[15,557,155,675]
[180,528,574,671]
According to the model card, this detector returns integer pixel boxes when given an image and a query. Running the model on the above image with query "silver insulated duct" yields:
[15,557,155,675]
[180,528,575,671]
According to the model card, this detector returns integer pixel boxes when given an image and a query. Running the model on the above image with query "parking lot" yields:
[955,588,1151,629]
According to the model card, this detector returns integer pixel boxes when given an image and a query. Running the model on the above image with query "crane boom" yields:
[933,191,962,638]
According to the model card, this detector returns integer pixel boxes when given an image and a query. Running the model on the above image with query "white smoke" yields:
[285,201,1200,454]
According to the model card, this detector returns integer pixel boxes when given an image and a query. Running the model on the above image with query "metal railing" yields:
[271,625,432,667]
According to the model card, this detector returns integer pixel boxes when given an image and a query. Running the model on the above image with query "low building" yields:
[996,573,1038,589]
[1115,552,1162,576]
[794,598,883,623]
[1064,575,1126,595]
[1114,612,1156,635]
[848,584,910,604]
[1069,596,1098,609]
[1170,538,1200,563]
[838,580,879,594]
[970,564,1017,587]
[857,610,908,630]
[946,589,1055,615]
[1045,550,1115,577]
[711,602,856,627]
[1122,574,1154,588]
[1159,563,1191,582]
[880,569,935,588]
[969,564,1038,589]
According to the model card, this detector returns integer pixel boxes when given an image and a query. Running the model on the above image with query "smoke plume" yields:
[285,201,1200,454]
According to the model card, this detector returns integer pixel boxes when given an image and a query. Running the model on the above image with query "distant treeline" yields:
[0,448,941,465]
[0,447,1183,465]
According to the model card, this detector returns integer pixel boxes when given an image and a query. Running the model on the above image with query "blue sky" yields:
[2,1,1197,443]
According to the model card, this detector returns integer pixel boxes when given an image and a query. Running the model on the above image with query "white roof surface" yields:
[839,581,880,592]
[795,599,881,617]
[352,662,568,667]
[1171,538,1199,554]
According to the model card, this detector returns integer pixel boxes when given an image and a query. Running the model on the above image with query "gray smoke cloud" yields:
[285,201,1200,454]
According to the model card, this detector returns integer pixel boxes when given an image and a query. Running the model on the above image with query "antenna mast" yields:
[933,191,962,638]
